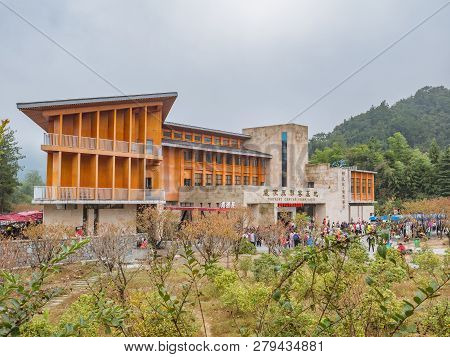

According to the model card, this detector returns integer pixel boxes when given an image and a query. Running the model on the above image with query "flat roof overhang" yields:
[17,92,178,131]
[163,121,251,139]
[162,138,272,158]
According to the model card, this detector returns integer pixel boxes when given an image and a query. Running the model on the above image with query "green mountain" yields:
[309,86,450,156]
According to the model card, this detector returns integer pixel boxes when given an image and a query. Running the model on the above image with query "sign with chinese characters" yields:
[219,201,236,208]
[261,188,320,203]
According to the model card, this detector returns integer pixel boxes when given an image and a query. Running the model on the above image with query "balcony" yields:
[33,186,165,203]
[42,133,162,157]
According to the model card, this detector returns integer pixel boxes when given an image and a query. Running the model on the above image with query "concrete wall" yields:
[43,204,83,227]
[349,204,374,222]
[43,204,137,229]
[242,124,308,187]
[98,205,137,227]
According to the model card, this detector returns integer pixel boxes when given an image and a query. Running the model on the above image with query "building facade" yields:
[18,92,375,230]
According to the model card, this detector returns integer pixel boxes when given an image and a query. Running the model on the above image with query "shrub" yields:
[412,249,441,274]
[212,270,239,296]
[252,253,281,282]
[58,294,101,336]
[238,238,256,255]
[238,256,253,277]
[128,291,198,337]
[220,281,270,315]
[20,310,56,337]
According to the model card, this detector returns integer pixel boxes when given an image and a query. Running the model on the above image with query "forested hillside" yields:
[309,86,450,155]
[308,86,450,209]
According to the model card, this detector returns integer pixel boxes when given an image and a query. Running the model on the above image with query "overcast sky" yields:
[1,0,449,177]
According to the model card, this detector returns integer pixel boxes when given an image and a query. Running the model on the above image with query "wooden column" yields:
[76,153,81,199]
[143,106,148,154]
[112,109,117,152]
[129,107,133,153]
[202,151,206,186]
[77,113,82,148]
[222,154,226,185]
[128,157,132,200]
[95,154,99,200]
[96,111,100,150]
[112,156,116,200]
[231,154,235,185]
[58,114,63,145]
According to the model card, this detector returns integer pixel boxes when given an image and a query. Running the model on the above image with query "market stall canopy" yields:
[0,211,43,224]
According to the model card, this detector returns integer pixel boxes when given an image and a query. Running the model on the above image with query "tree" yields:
[428,139,441,165]
[0,120,24,212]
[14,170,44,204]
[437,147,450,197]
[136,207,180,257]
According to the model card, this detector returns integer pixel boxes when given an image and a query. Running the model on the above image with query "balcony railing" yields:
[33,186,165,202]
[42,133,161,156]
[115,141,129,153]
[61,134,78,148]
[99,138,113,151]
[43,133,59,146]
[131,142,145,154]
[80,137,96,150]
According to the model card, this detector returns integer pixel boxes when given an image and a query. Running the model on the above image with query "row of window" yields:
[183,150,265,167]
[163,129,241,148]
[351,178,372,195]
[185,174,262,187]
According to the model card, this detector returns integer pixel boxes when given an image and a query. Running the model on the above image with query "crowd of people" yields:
[242,215,448,255]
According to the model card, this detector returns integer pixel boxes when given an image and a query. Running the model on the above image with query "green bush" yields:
[238,238,256,255]
[128,291,198,337]
[238,256,253,277]
[412,249,441,274]
[212,270,239,295]
[20,310,56,337]
[220,281,270,315]
[252,253,281,282]
[58,294,101,336]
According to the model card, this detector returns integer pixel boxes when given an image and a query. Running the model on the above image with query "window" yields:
[184,178,191,187]
[368,179,372,194]
[261,159,266,168]
[252,176,258,186]
[163,130,171,139]
[214,137,221,145]
[226,175,232,185]
[195,173,202,186]
[351,178,355,193]
[204,136,212,144]
[173,131,182,139]
[184,150,192,161]
[180,202,193,207]
[243,157,249,166]
[307,181,314,188]
[145,177,152,189]
[195,151,203,162]
[260,181,265,186]
[216,174,222,185]
[184,133,192,141]
[194,135,202,142]
[252,158,258,167]
[231,139,238,148]
[235,175,241,185]
[235,156,241,165]
[216,153,223,164]
[205,152,212,163]
[223,138,229,146]
[226,154,233,165]
[356,179,360,194]
[362,179,366,194]
[243,176,249,185]
[281,132,287,187]
[206,174,212,186]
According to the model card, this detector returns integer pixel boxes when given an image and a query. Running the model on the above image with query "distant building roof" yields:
[163,121,250,139]
[17,92,178,130]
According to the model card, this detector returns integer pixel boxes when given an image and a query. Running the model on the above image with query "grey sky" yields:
[1,0,449,177]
